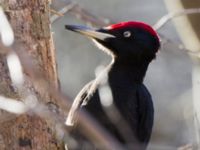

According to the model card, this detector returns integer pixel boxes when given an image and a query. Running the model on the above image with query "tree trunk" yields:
[164,0,200,148]
[0,0,63,149]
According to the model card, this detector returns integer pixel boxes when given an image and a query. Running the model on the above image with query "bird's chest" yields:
[110,86,138,109]
[111,87,139,121]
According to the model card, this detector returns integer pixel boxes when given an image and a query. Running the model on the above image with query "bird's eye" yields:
[123,31,131,38]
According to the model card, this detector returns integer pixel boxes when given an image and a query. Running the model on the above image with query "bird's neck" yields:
[108,59,150,87]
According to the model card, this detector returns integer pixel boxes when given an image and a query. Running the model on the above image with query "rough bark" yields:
[0,0,63,149]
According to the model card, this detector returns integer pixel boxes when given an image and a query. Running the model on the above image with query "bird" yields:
[65,21,160,150]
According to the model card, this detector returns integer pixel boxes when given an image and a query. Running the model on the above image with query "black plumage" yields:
[65,21,160,150]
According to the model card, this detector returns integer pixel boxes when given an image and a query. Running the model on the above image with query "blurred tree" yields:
[0,0,63,149]
[164,0,200,149]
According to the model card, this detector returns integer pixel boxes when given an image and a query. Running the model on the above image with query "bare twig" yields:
[154,8,200,30]
[154,8,200,55]
[50,2,77,23]
[50,0,114,26]
[177,144,193,150]
[69,3,112,26]
[49,8,64,17]
[159,33,200,55]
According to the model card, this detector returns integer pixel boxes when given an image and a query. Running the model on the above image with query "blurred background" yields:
[51,0,200,149]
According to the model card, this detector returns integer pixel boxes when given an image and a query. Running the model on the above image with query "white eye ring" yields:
[123,31,131,38]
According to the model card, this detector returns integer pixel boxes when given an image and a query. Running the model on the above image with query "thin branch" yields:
[154,8,200,30]
[49,8,64,17]
[154,8,200,55]
[50,1,114,26]
[159,33,200,55]
[177,144,193,150]
[50,2,77,23]
[69,3,112,26]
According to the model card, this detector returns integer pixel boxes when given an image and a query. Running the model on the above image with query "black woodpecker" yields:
[65,21,160,150]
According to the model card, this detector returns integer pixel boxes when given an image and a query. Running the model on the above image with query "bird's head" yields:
[65,21,160,64]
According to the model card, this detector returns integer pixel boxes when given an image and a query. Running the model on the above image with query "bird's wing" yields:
[65,80,96,126]
[136,84,154,144]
